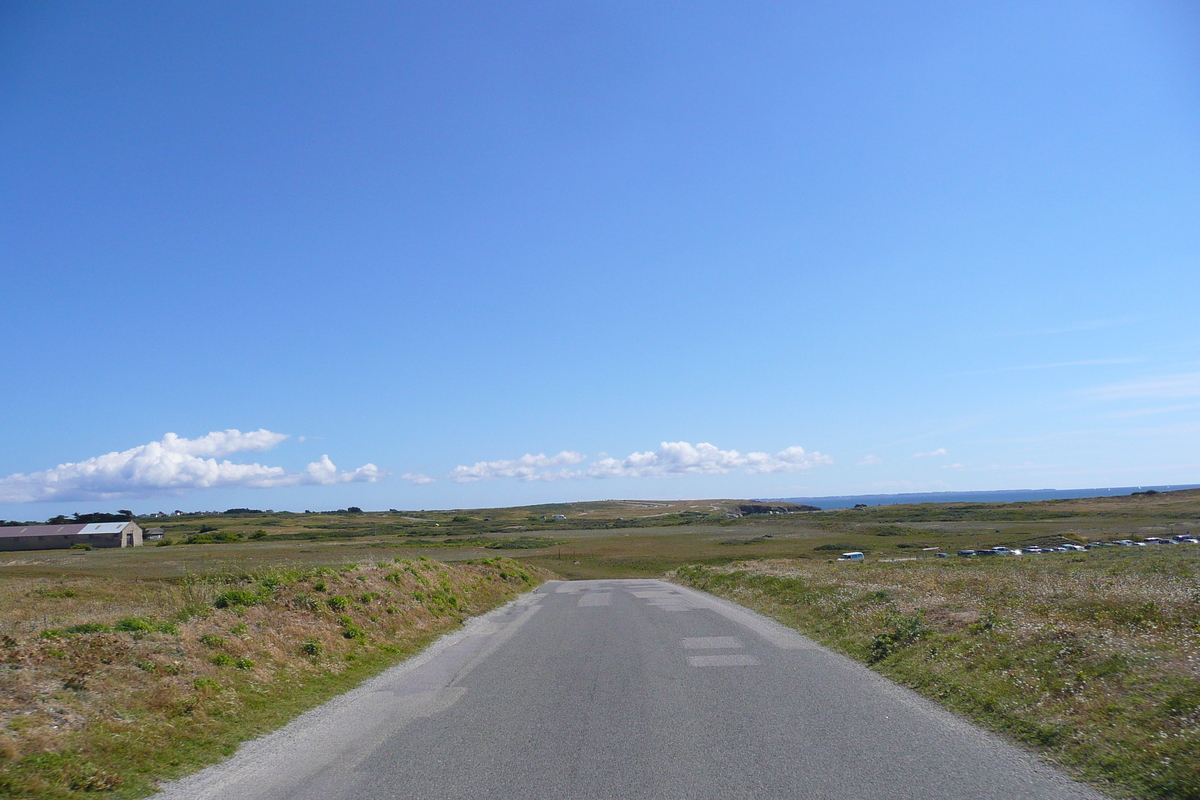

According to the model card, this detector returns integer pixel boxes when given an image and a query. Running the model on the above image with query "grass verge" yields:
[673,549,1200,799]
[0,556,547,798]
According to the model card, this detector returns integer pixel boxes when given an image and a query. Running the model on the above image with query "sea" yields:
[769,484,1200,511]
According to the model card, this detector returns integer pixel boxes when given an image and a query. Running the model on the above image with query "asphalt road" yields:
[155,579,1104,800]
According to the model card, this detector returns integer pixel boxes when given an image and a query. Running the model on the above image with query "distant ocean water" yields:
[769,484,1200,510]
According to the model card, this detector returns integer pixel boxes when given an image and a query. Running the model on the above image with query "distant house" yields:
[144,527,165,541]
[0,522,143,552]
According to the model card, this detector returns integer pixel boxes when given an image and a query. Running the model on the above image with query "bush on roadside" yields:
[213,590,263,609]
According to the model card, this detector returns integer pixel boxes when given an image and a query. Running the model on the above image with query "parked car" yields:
[990,546,1015,555]
[1143,537,1172,545]
[1023,546,1044,554]
[1171,534,1196,543]
[957,549,976,557]
[1061,544,1087,551]
[935,551,950,558]
[1114,540,1135,546]
[836,551,864,562]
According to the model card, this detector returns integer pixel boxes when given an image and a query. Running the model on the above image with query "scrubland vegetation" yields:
[3,490,1199,798]
[0,557,544,799]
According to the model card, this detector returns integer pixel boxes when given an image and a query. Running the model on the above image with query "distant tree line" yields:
[46,510,134,525]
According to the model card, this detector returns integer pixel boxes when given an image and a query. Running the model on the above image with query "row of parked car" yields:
[957,533,1199,557]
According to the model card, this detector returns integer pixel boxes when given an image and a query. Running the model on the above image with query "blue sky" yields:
[2,1,1199,517]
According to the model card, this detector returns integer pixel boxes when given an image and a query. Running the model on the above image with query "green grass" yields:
[0,557,547,799]
[6,490,1200,797]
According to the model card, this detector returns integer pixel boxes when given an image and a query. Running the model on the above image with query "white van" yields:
[837,551,865,562]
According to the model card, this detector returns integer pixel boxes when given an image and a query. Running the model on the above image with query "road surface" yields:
[155,579,1104,800]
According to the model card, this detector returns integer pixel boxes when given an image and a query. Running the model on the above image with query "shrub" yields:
[199,634,225,649]
[213,590,262,609]
[69,768,122,792]
[249,530,268,540]
[341,624,367,640]
[313,581,328,592]
[210,654,233,667]
[291,593,320,611]
[485,537,558,550]
[36,588,79,598]
[115,617,178,635]
[234,657,254,670]
[69,542,92,551]
[115,617,154,633]
[868,615,927,664]
[39,624,111,639]
[326,596,350,611]
[300,638,323,657]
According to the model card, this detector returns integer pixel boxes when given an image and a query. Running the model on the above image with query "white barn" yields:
[0,521,143,552]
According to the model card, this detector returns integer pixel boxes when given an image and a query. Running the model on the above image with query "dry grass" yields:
[0,556,548,799]
[674,547,1200,799]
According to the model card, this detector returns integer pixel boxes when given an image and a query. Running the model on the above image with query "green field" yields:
[2,489,1199,798]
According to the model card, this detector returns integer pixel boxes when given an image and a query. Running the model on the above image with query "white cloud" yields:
[401,472,436,485]
[857,454,882,466]
[0,430,385,503]
[447,442,831,482]
[943,463,965,469]
[303,455,386,486]
[447,451,587,483]
[913,448,948,458]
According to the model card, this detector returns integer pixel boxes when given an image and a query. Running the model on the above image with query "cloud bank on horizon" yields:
[0,430,385,503]
[443,442,831,484]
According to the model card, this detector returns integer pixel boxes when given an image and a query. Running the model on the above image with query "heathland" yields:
[2,489,1199,798]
